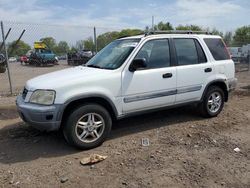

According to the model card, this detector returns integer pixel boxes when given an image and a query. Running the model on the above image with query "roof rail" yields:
[145,30,212,36]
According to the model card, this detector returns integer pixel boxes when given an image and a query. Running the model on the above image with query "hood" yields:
[26,66,112,91]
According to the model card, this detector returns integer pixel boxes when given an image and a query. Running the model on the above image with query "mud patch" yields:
[244,112,250,119]
[233,86,250,96]
[0,108,18,120]
[241,85,250,91]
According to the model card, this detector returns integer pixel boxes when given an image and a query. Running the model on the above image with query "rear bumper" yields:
[16,96,62,131]
[228,78,237,92]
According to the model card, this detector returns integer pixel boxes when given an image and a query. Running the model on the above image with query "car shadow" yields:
[110,105,203,139]
[0,122,78,164]
[0,105,203,164]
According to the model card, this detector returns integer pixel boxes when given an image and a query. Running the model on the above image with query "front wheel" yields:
[199,86,225,117]
[63,104,112,149]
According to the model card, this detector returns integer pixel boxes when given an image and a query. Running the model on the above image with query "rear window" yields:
[204,38,230,60]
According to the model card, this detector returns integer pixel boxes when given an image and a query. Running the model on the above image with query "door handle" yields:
[162,73,172,78]
[204,68,212,73]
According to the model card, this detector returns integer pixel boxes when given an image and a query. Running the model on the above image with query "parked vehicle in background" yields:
[26,50,33,58]
[229,44,250,63]
[58,55,67,60]
[241,44,250,63]
[16,31,237,150]
[67,49,93,66]
[0,53,6,73]
[8,57,17,62]
[20,55,29,64]
[81,49,93,58]
[28,42,57,66]
[55,56,59,65]
[29,49,57,66]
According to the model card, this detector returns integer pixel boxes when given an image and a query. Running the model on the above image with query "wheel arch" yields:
[60,95,118,128]
[202,80,228,102]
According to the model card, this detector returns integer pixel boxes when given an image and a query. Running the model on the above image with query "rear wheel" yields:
[63,104,112,149]
[199,86,225,117]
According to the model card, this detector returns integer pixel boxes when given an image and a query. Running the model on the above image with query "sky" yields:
[0,0,249,45]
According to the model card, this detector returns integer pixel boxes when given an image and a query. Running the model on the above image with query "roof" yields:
[119,33,222,40]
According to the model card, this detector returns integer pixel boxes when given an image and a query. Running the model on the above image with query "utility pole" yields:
[248,50,250,71]
[152,16,155,31]
[94,27,97,54]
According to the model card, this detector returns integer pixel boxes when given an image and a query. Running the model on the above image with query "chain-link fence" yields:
[229,46,250,72]
[0,20,250,96]
[234,59,250,73]
[0,20,124,95]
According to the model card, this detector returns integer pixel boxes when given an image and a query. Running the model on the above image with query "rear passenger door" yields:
[174,38,213,104]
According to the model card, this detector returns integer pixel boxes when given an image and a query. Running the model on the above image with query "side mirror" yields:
[129,58,147,72]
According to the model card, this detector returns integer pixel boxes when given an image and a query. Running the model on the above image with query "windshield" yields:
[85,39,140,70]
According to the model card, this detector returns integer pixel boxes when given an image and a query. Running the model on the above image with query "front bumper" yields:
[16,95,62,131]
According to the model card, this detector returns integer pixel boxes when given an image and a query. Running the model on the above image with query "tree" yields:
[209,28,223,37]
[232,26,250,46]
[96,31,119,51]
[7,40,31,57]
[40,37,56,50]
[75,40,84,50]
[69,46,78,53]
[223,31,233,46]
[95,29,142,51]
[119,29,143,37]
[154,21,173,30]
[83,37,95,51]
[54,41,70,55]
[175,24,203,31]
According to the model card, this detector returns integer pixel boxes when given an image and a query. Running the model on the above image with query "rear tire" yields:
[63,104,112,150]
[199,86,225,117]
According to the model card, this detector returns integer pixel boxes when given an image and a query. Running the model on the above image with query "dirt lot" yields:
[0,61,69,95]
[0,70,250,187]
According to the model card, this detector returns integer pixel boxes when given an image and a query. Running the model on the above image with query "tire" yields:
[63,104,112,150]
[199,86,225,118]
[0,65,6,73]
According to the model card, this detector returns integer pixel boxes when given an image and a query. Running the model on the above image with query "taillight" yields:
[222,39,231,59]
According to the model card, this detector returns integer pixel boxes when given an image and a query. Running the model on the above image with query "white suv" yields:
[16,32,237,149]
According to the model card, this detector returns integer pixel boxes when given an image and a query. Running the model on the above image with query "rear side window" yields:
[194,40,207,63]
[174,39,199,65]
[204,38,230,60]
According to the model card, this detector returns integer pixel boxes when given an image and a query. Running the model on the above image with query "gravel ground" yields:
[0,61,69,95]
[0,69,249,188]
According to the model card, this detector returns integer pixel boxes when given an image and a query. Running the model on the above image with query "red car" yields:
[20,55,28,64]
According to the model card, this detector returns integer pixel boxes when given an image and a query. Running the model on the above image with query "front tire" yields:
[63,104,112,149]
[199,86,225,117]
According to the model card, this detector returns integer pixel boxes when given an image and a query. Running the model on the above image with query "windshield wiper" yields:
[86,64,103,69]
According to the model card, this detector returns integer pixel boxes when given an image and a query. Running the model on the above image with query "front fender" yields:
[56,93,120,124]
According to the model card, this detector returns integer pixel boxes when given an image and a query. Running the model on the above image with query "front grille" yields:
[22,88,28,99]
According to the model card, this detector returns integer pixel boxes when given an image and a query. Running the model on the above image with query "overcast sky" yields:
[0,0,249,45]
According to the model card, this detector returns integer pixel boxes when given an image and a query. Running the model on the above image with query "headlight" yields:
[29,90,55,105]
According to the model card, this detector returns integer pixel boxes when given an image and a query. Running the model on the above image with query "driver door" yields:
[121,38,177,113]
